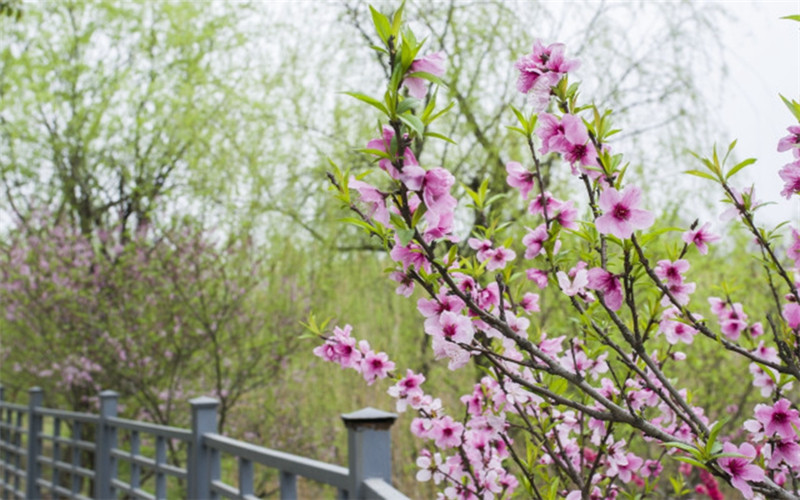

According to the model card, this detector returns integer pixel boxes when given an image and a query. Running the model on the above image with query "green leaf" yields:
[398,113,425,137]
[663,441,701,455]
[704,419,727,455]
[781,14,800,22]
[356,148,392,159]
[405,71,447,87]
[339,217,378,235]
[424,131,456,144]
[395,228,415,246]
[342,91,389,115]
[369,5,391,44]
[390,0,405,36]
[780,94,800,122]
[684,169,718,181]
[725,158,756,180]
[424,100,455,125]
[397,97,420,114]
[672,456,709,470]
[637,226,683,247]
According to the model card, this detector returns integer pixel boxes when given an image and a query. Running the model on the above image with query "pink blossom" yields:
[557,267,588,297]
[586,267,623,310]
[655,259,689,286]
[366,126,417,179]
[750,363,779,397]
[390,236,430,272]
[595,185,655,239]
[640,460,662,479]
[399,164,426,191]
[608,452,643,483]
[515,40,579,94]
[660,320,697,345]
[526,268,549,288]
[519,292,540,313]
[661,281,696,307]
[752,341,780,364]
[411,417,433,439]
[787,227,800,268]
[360,350,395,385]
[485,246,516,271]
[767,439,800,469]
[717,442,764,499]
[538,333,565,358]
[506,161,536,199]
[682,222,720,255]
[419,168,457,242]
[779,160,800,199]
[404,52,445,99]
[553,200,578,230]
[783,303,800,329]
[417,291,465,318]
[528,191,560,217]
[708,296,727,316]
[522,224,548,259]
[561,114,599,171]
[431,415,464,448]
[477,282,501,310]
[349,179,390,225]
[720,186,762,221]
[777,125,800,158]
[754,398,800,440]
[389,271,414,297]
[468,238,494,262]
[425,310,474,345]
[536,114,566,155]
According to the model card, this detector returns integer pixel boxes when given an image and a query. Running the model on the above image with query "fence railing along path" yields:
[0,386,409,499]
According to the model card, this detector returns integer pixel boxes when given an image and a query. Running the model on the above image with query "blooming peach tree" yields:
[311,5,800,499]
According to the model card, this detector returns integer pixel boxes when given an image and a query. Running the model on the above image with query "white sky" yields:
[711,1,800,225]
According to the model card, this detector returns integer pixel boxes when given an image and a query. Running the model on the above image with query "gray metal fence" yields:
[0,386,409,500]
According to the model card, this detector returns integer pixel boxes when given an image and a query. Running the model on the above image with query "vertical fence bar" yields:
[210,448,221,500]
[71,420,82,495]
[239,458,254,498]
[52,417,61,495]
[130,430,141,491]
[154,436,167,499]
[188,396,218,500]
[341,407,398,500]
[279,470,297,500]
[94,390,119,499]
[0,385,7,500]
[25,387,43,499]
[12,407,22,494]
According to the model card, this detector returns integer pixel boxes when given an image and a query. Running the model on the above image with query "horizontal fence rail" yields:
[0,386,409,500]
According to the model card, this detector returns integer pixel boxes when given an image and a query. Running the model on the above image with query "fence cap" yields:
[341,407,397,430]
[189,396,219,408]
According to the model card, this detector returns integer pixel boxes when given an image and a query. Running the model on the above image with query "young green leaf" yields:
[343,91,389,115]
[369,5,391,44]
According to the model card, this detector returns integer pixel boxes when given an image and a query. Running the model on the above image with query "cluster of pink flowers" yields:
[514,40,579,111]
[312,325,395,385]
[707,297,762,341]
[778,125,800,199]
[319,22,800,498]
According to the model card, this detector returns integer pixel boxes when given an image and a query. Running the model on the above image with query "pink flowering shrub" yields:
[313,6,800,500]
[0,213,303,431]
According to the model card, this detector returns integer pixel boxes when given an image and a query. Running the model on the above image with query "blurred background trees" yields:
[1,0,772,496]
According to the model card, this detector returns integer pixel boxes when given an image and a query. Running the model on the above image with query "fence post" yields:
[341,407,398,499]
[188,396,218,499]
[25,387,43,499]
[94,390,119,499]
